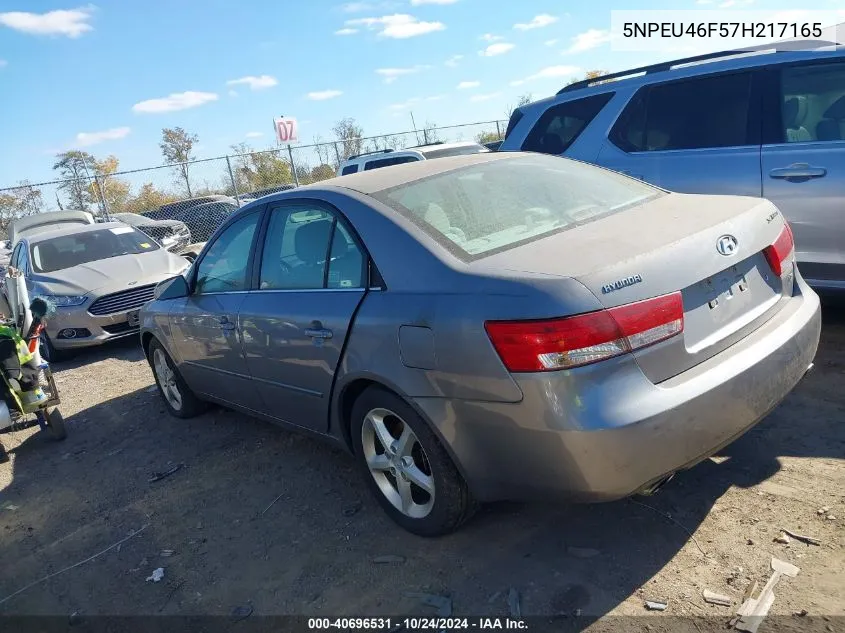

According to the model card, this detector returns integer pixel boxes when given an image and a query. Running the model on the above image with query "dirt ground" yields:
[0,299,843,631]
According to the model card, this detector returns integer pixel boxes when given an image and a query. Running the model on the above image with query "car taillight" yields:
[763,223,794,277]
[484,292,684,372]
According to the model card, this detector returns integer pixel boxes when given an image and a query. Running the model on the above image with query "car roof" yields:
[26,221,136,244]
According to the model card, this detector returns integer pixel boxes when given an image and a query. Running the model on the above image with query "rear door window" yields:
[521,93,614,155]
[341,164,359,175]
[778,62,845,143]
[611,72,754,152]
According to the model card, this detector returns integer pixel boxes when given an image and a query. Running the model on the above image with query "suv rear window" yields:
[521,93,614,155]
[611,72,754,152]
[364,156,419,170]
[341,164,359,175]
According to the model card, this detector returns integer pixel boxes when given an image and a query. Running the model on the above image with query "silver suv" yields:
[501,42,845,291]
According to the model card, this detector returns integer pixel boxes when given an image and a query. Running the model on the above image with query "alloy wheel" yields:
[153,348,183,411]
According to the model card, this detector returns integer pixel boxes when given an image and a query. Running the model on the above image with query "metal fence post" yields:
[423,128,430,145]
[287,145,300,186]
[94,175,111,220]
[333,142,342,165]
[225,155,240,203]
[496,121,501,139]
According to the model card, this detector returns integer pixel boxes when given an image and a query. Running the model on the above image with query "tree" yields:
[0,183,44,237]
[160,127,199,197]
[123,183,178,214]
[310,164,335,182]
[229,143,293,193]
[53,150,96,210]
[332,118,364,162]
[88,155,131,213]
[566,70,610,87]
[505,93,533,120]
[476,130,502,144]
[422,120,441,144]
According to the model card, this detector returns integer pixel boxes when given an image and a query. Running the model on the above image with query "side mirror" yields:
[153,275,190,300]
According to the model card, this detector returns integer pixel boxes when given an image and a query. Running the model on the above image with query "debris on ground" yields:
[826,514,836,521]
[68,611,82,626]
[781,529,822,546]
[508,587,521,618]
[372,555,405,564]
[734,558,799,633]
[702,589,732,606]
[231,604,253,621]
[566,546,601,559]
[342,501,362,517]
[1,503,19,511]
[793,609,808,617]
[148,463,184,483]
[773,532,791,545]
[817,506,829,515]
[746,538,754,545]
[644,600,668,611]
[405,592,452,617]
[145,568,165,583]
[160,549,175,557]
[130,557,149,573]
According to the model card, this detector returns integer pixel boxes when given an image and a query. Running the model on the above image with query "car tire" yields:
[40,333,70,364]
[351,387,476,537]
[147,338,206,419]
[44,407,67,441]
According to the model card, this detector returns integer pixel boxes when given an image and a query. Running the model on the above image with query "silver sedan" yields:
[140,152,821,536]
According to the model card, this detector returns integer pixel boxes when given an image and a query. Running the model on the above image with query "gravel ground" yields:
[0,300,843,631]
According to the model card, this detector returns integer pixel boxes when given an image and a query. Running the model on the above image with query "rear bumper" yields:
[414,277,821,503]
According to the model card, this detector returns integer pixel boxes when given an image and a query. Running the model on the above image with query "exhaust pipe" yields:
[639,473,675,496]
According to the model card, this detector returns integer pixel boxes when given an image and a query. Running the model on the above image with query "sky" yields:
[0,0,841,189]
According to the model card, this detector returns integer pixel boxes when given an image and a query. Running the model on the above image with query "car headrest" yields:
[782,97,799,128]
[823,94,845,120]
[539,133,566,155]
[294,219,333,265]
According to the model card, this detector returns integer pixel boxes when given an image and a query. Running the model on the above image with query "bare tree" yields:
[422,120,442,144]
[160,127,199,197]
[505,94,534,120]
[53,150,96,209]
[332,118,364,161]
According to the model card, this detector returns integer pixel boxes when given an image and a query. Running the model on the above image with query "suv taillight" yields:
[484,292,684,372]
[763,223,794,277]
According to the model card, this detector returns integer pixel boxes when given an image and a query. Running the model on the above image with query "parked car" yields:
[112,213,192,252]
[501,42,845,290]
[141,153,820,536]
[483,140,503,151]
[6,223,190,361]
[336,141,489,176]
[141,195,237,222]
[8,210,95,245]
[168,199,239,243]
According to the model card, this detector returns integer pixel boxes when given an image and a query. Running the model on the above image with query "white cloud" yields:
[245,132,264,138]
[457,80,480,89]
[480,33,503,42]
[228,90,238,97]
[514,14,558,31]
[410,0,458,4]
[510,65,581,86]
[565,29,612,54]
[346,14,445,38]
[342,2,374,11]
[376,65,430,83]
[335,27,358,35]
[226,74,278,90]
[0,6,94,38]
[545,39,559,46]
[75,127,131,147]
[307,89,343,100]
[445,54,463,67]
[388,97,422,111]
[480,42,515,57]
[470,92,501,102]
[132,91,219,114]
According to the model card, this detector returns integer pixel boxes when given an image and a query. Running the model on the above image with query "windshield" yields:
[30,226,160,273]
[375,154,662,260]
[421,144,490,159]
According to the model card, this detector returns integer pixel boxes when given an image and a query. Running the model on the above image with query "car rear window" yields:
[30,226,160,273]
[521,93,614,155]
[375,154,662,261]
[341,164,359,175]
[364,155,420,170]
[420,145,489,159]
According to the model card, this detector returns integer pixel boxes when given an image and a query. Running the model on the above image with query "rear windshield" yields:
[30,226,160,273]
[375,154,662,260]
[421,144,490,159]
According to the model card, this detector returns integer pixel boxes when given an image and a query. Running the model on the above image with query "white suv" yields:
[337,141,489,176]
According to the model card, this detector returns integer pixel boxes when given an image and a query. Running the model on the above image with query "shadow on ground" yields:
[0,302,842,621]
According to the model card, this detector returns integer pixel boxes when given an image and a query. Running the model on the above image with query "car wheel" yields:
[44,407,67,441]
[351,387,476,536]
[148,339,206,418]
[39,333,69,364]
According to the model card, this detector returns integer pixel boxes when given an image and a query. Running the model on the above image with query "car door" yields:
[596,70,763,196]
[238,201,368,432]
[169,211,262,408]
[761,59,845,288]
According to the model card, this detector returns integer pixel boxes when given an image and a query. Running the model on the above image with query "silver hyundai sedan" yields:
[140,153,821,536]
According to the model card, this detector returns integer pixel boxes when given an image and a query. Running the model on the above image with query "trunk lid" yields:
[475,193,793,382]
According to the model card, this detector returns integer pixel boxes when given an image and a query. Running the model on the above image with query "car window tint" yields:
[521,93,614,155]
[612,73,753,152]
[259,207,334,290]
[341,164,359,175]
[327,223,365,289]
[780,62,845,143]
[194,213,258,294]
[364,156,419,170]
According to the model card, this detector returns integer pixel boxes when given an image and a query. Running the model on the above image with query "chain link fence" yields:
[0,120,507,253]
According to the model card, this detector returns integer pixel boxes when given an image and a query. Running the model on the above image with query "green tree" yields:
[0,183,44,237]
[566,70,610,87]
[476,130,502,144]
[53,150,96,209]
[160,127,199,197]
[123,183,178,214]
[230,143,293,193]
[332,118,364,161]
[88,155,131,213]
[310,164,335,182]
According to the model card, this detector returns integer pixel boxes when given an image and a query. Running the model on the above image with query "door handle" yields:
[304,328,333,339]
[769,163,827,179]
